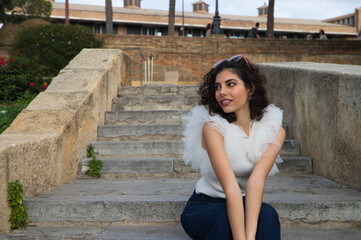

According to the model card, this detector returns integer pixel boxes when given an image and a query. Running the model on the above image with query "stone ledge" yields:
[258,62,361,190]
[0,49,132,233]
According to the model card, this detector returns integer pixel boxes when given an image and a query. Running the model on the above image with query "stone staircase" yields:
[3,85,361,240]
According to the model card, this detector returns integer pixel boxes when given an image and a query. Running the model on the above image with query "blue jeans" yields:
[181,191,280,240]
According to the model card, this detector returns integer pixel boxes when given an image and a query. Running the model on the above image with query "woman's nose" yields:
[219,87,227,96]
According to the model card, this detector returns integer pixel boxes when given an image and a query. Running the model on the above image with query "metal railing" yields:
[121,47,154,86]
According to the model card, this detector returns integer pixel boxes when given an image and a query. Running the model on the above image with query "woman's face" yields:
[214,69,250,114]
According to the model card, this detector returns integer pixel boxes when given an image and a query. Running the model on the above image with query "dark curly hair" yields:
[198,56,268,122]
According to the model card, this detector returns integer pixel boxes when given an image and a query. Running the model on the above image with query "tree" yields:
[266,0,275,38]
[1,0,52,23]
[105,0,113,34]
[168,0,175,36]
[0,0,15,22]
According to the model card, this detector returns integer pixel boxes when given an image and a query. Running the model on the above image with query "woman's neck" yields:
[233,107,252,135]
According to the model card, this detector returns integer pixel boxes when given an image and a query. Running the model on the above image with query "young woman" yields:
[181,54,285,240]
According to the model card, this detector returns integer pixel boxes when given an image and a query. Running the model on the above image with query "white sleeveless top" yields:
[182,104,283,198]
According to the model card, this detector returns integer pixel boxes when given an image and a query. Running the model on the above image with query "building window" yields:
[342,19,345,24]
[198,4,202,11]
[205,5,208,12]
[129,0,133,5]
[258,8,263,15]
[93,23,105,34]
[264,8,268,15]
[124,0,128,7]
[193,5,197,11]
[142,26,155,35]
[352,16,355,26]
[347,18,350,25]
[135,0,140,7]
[127,25,141,35]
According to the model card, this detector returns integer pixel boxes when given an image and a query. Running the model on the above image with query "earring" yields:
[248,95,252,101]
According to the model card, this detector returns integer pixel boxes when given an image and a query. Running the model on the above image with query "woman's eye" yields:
[215,85,220,90]
[228,82,236,87]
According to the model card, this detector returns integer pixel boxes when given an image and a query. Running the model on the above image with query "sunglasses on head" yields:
[213,54,252,72]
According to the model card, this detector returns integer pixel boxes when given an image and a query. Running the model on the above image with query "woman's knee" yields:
[259,202,279,221]
[256,203,280,240]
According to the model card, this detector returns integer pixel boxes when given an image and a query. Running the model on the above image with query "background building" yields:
[48,0,359,39]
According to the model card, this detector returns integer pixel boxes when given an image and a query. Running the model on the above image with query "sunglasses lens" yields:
[228,55,242,62]
[212,54,251,72]
[213,59,225,69]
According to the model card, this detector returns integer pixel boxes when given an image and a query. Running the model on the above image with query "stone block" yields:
[46,68,108,93]
[293,69,338,179]
[0,134,60,197]
[64,49,123,70]
[165,71,179,83]
[26,92,90,113]
[0,147,10,233]
[335,75,361,190]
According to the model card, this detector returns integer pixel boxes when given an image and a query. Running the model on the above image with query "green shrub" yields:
[8,180,30,229]
[13,23,103,75]
[0,56,51,103]
[85,144,102,178]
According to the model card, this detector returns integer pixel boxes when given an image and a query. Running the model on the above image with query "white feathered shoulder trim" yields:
[247,104,283,162]
[182,105,229,169]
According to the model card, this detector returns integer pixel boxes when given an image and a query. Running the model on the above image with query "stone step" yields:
[4,225,361,240]
[117,84,199,97]
[104,110,189,125]
[91,139,300,158]
[81,156,312,178]
[97,124,183,141]
[111,95,198,111]
[277,156,313,174]
[21,175,361,229]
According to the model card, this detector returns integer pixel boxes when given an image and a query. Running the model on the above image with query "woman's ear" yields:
[248,83,255,96]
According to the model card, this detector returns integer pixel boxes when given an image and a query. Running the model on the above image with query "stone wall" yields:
[100,35,361,85]
[258,62,361,191]
[0,49,132,233]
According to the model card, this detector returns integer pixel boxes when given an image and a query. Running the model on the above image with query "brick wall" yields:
[100,35,361,85]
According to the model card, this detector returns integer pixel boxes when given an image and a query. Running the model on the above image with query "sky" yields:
[54,0,361,20]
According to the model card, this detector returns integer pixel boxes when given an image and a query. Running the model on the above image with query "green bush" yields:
[13,23,103,75]
[8,180,30,229]
[0,104,28,134]
[0,56,51,103]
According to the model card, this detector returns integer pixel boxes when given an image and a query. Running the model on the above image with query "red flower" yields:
[21,64,24,69]
[0,60,5,66]
[42,85,47,90]
[30,82,35,87]
[9,58,13,62]
[37,73,41,76]
[0,57,3,60]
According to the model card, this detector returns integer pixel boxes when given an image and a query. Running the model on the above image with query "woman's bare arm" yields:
[245,127,285,240]
[202,123,246,240]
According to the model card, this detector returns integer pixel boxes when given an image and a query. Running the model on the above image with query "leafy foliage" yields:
[13,23,103,75]
[0,0,15,23]
[8,180,30,229]
[0,56,51,103]
[0,0,52,23]
[85,144,103,178]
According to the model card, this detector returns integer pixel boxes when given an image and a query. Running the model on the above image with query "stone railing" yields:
[259,62,361,191]
[0,49,132,232]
